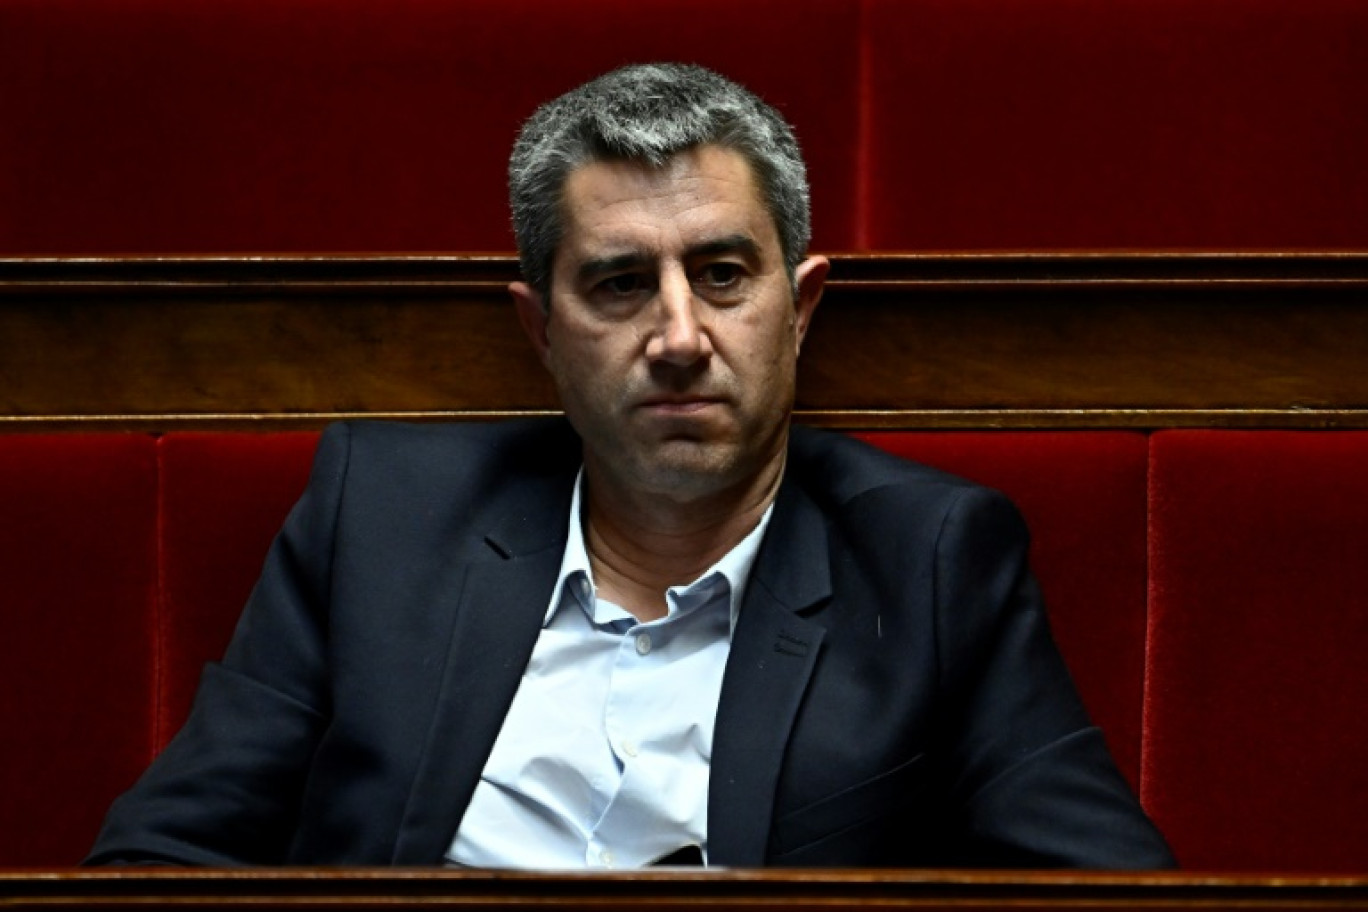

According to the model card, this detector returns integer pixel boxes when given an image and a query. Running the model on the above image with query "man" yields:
[88,63,1173,868]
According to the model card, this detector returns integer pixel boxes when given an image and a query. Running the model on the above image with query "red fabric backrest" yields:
[1146,431,1368,871]
[857,432,1150,791]
[0,434,158,866]
[5,0,1367,255]
[156,433,321,745]
[863,0,1368,250]
[9,427,1368,869]
[0,0,861,256]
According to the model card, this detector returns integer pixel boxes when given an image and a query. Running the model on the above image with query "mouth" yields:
[636,395,726,416]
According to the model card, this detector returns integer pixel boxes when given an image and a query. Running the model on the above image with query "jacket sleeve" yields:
[931,486,1175,868]
[85,424,353,866]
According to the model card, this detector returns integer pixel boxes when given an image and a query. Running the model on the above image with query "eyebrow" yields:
[687,234,762,262]
[574,234,762,285]
[576,252,650,285]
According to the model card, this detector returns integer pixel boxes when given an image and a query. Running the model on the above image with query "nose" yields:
[645,269,712,366]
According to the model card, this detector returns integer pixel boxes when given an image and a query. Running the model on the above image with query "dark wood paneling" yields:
[2,868,1367,910]
[3,253,1366,431]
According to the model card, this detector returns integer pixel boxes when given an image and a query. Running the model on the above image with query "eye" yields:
[598,272,646,297]
[697,262,743,289]
[583,270,654,318]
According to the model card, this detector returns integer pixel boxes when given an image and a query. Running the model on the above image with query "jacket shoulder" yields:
[783,425,1032,586]
[333,417,579,470]
[310,418,581,557]
[787,425,996,508]
[320,417,579,494]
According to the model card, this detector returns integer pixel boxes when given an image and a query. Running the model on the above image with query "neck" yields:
[582,456,784,623]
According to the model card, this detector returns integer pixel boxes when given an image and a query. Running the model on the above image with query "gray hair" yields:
[508,63,812,296]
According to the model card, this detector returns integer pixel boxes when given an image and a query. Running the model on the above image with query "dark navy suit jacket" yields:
[88,419,1173,867]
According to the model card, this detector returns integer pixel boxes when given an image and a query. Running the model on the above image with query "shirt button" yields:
[635,633,652,655]
[621,739,639,758]
[600,850,615,868]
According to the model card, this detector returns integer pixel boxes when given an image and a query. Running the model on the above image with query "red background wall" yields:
[2,0,1366,256]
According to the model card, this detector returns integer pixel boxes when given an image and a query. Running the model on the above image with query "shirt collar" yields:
[545,468,774,637]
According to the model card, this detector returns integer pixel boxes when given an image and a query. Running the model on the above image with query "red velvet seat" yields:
[1146,431,1368,871]
[857,432,1150,791]
[0,0,861,256]
[12,426,1368,869]
[0,434,158,865]
[0,429,1153,864]
[156,432,320,743]
[863,0,1368,250]
[5,0,1366,257]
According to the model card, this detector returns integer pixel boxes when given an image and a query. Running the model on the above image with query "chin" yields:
[634,442,748,498]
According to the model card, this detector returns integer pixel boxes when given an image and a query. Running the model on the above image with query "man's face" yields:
[512,144,827,503]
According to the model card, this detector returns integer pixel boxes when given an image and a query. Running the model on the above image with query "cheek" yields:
[546,321,627,390]
[755,316,800,368]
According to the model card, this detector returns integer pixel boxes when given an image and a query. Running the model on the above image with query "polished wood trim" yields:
[4,253,1367,432]
[0,254,519,294]
[830,250,1368,286]
[3,868,1367,910]
[6,250,1368,290]
[5,408,1368,433]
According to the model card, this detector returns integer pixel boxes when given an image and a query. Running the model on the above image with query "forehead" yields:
[556,146,777,260]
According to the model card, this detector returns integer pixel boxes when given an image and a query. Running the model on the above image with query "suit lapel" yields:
[708,478,831,866]
[391,464,574,864]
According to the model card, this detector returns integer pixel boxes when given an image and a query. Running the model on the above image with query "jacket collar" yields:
[707,467,833,866]
[392,425,577,864]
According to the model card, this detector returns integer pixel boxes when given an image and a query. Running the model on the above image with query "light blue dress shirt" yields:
[446,470,773,869]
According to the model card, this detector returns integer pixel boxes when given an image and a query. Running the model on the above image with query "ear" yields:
[510,281,553,369]
[791,255,829,354]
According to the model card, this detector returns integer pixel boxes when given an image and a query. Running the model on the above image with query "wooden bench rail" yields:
[3,253,1367,431]
[3,868,1368,910]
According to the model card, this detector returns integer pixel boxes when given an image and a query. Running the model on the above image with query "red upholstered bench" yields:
[1146,431,1368,872]
[5,429,1362,869]
[0,0,863,256]
[0,432,315,866]
[862,0,1368,251]
[0,435,159,867]
[155,433,323,745]
[4,428,1367,870]
[3,0,1366,256]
